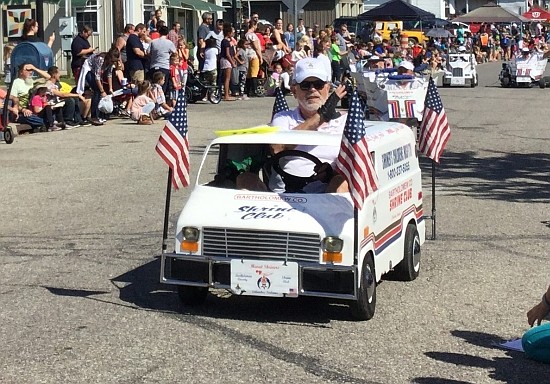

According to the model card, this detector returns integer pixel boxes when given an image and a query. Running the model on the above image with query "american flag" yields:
[418,77,450,163]
[272,87,289,118]
[155,90,190,189]
[336,91,378,210]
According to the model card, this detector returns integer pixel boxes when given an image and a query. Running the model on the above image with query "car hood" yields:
[177,186,354,236]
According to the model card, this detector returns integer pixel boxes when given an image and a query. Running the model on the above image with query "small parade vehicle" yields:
[442,52,478,87]
[499,54,548,88]
[351,64,429,125]
[160,125,425,320]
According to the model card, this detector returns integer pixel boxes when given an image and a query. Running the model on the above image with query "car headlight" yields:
[322,236,344,253]
[322,236,343,263]
[182,226,200,241]
[180,226,200,253]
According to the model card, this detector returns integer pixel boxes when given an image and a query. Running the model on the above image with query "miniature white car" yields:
[161,124,425,320]
[500,54,548,87]
[442,53,478,87]
[352,66,429,123]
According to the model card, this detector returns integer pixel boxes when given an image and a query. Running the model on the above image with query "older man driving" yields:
[237,57,348,193]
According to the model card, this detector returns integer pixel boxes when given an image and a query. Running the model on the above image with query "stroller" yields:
[185,67,221,104]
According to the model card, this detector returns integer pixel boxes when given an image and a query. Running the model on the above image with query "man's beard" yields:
[298,96,325,114]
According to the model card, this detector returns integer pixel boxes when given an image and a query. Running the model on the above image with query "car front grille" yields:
[202,227,321,263]
[453,68,463,77]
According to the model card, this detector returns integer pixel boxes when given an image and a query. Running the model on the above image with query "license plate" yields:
[230,259,299,298]
[451,78,465,85]
[517,77,530,82]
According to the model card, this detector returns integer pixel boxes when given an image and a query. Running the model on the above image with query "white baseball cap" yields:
[522,47,530,53]
[399,60,415,71]
[293,57,331,83]
[458,46,467,52]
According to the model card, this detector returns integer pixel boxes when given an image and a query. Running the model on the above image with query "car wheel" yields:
[350,252,376,321]
[177,285,208,306]
[3,128,14,144]
[393,223,421,281]
[501,76,510,88]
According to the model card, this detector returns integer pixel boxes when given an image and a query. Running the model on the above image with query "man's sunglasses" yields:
[298,80,326,91]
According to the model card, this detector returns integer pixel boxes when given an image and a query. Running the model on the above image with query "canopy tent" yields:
[522,7,550,22]
[358,0,435,21]
[453,2,530,24]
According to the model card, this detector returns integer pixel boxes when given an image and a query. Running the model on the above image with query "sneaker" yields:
[90,118,104,126]
[48,126,62,132]
[241,95,250,100]
[56,122,66,130]
[66,121,81,128]
[99,118,107,123]
[80,120,92,127]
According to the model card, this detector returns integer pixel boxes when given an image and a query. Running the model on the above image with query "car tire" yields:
[4,127,14,144]
[177,285,208,306]
[501,76,510,88]
[350,252,376,321]
[394,223,421,281]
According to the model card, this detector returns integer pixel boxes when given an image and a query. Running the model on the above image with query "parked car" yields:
[450,22,472,35]
[375,21,427,43]
[333,17,371,41]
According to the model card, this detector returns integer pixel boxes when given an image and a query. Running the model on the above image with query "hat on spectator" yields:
[293,57,331,83]
[458,46,467,52]
[398,60,414,71]
[522,47,530,53]
[368,55,381,61]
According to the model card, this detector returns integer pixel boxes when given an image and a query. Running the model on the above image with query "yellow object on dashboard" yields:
[214,125,279,136]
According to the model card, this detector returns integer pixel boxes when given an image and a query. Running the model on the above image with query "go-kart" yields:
[499,54,548,88]
[442,53,478,87]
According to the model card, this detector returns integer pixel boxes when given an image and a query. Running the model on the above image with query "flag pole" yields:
[431,159,436,240]
[353,207,359,264]
[162,168,173,252]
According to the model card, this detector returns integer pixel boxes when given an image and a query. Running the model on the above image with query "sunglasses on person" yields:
[298,79,326,91]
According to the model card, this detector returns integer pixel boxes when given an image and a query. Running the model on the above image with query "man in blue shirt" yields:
[126,23,148,83]
[70,25,94,80]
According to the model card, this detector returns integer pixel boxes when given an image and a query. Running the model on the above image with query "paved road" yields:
[1,61,549,384]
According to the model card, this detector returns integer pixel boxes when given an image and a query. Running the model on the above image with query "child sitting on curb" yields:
[131,81,155,125]
[150,71,173,119]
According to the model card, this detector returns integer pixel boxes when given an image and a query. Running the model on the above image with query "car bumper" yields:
[161,252,358,301]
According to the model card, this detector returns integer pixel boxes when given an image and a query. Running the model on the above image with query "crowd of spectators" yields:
[3,11,550,133]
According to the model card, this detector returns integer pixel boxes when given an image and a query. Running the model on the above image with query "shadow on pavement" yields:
[110,257,351,326]
[419,329,548,384]
[412,378,473,384]
[420,150,550,203]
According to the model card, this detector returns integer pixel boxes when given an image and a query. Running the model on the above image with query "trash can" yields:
[10,42,54,79]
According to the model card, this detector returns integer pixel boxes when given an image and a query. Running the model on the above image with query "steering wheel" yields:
[271,149,323,193]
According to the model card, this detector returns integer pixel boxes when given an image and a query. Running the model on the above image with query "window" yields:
[143,0,155,26]
[75,1,99,33]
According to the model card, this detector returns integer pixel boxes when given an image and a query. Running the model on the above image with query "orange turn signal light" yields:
[322,251,342,263]
[180,240,199,253]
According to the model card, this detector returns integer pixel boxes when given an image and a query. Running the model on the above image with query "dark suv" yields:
[333,17,371,42]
